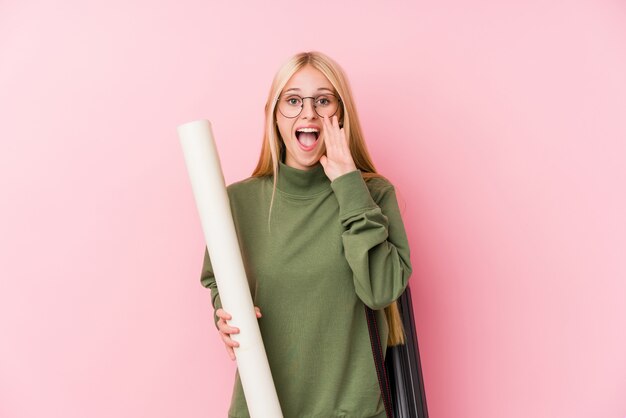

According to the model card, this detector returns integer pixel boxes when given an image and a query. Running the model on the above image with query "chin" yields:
[285,144,324,169]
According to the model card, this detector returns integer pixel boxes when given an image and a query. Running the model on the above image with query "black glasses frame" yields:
[275,94,343,119]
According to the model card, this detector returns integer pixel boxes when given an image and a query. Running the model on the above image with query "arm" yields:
[200,246,223,330]
[330,170,413,309]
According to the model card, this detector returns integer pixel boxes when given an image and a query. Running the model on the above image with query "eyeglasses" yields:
[276,94,342,119]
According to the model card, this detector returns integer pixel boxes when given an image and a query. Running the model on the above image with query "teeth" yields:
[296,127,319,133]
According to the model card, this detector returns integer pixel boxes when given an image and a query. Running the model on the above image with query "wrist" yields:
[330,164,357,182]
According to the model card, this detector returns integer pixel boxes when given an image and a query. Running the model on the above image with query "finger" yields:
[323,116,339,153]
[332,116,343,149]
[320,117,329,150]
[334,116,347,145]
[219,323,240,335]
[332,115,349,149]
[255,306,262,318]
[216,308,232,320]
[338,127,350,154]
[220,332,240,348]
[323,114,334,135]
[227,346,236,361]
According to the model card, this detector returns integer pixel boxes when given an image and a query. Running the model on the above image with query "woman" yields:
[200,51,412,418]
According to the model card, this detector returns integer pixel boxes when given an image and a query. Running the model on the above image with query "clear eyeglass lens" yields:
[279,95,338,118]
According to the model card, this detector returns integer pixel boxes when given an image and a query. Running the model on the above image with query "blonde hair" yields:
[252,51,405,346]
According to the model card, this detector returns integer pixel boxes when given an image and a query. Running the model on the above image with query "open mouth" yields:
[295,129,320,151]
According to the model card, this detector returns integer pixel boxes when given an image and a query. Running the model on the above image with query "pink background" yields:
[1,0,625,417]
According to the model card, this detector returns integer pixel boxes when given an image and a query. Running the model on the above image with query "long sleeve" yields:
[200,246,223,330]
[330,170,413,310]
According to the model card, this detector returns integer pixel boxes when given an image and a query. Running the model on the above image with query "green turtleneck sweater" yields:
[200,161,412,418]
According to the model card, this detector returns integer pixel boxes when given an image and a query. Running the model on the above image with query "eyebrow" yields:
[283,87,334,93]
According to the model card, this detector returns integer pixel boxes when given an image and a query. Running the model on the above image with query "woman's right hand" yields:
[216,306,262,361]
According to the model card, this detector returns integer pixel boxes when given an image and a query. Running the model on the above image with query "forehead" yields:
[283,65,334,93]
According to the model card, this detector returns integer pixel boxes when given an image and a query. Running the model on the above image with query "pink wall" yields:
[1,0,625,417]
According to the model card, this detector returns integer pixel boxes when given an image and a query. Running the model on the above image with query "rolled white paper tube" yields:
[178,119,283,418]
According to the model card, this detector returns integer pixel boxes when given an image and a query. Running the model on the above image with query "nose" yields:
[300,97,317,119]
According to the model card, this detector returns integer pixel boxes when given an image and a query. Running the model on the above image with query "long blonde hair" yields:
[252,51,405,346]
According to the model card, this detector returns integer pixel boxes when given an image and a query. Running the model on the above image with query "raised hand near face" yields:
[319,115,357,182]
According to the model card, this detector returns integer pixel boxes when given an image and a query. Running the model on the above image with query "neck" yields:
[276,161,331,196]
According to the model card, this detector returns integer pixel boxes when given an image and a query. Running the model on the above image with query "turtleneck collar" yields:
[276,161,331,197]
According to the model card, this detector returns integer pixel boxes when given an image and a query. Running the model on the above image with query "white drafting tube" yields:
[178,120,283,418]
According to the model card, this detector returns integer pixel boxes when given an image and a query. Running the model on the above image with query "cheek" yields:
[276,120,293,140]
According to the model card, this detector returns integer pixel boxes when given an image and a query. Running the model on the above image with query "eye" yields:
[316,95,334,106]
[286,96,302,106]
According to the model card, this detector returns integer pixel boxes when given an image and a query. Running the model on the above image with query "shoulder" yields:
[227,175,270,190]
[226,175,271,197]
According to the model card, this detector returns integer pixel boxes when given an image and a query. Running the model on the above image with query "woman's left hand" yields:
[319,115,357,182]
